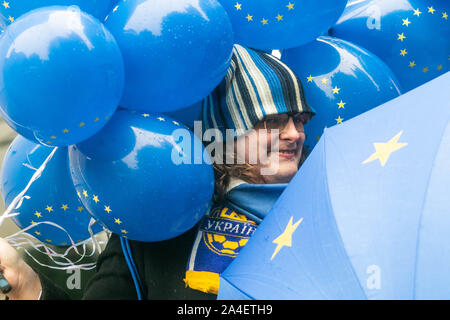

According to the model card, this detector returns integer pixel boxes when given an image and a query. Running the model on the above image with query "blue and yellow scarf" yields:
[184,182,286,294]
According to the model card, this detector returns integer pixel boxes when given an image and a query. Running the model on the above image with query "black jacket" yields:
[40,225,216,300]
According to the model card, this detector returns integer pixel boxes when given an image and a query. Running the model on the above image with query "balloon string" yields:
[0,146,58,229]
[4,221,107,270]
[0,146,107,271]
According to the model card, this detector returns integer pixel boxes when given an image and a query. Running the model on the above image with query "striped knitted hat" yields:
[202,44,314,138]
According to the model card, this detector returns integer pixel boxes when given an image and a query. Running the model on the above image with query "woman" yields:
[0,44,314,300]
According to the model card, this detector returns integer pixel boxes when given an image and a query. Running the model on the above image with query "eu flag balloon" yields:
[330,0,450,92]
[0,6,124,147]
[0,136,103,246]
[0,0,116,22]
[282,36,402,151]
[69,109,215,242]
[217,0,347,50]
[163,99,203,130]
[219,72,450,299]
[104,0,234,113]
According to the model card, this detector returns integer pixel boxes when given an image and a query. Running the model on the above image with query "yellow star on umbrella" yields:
[271,217,303,261]
[413,8,422,17]
[335,116,344,124]
[402,18,411,26]
[2,1,9,9]
[362,131,407,167]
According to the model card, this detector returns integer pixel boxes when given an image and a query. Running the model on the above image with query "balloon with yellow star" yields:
[0,6,124,147]
[0,0,115,22]
[282,36,403,151]
[330,0,450,92]
[219,72,450,299]
[68,108,215,242]
[0,136,103,246]
[217,0,347,50]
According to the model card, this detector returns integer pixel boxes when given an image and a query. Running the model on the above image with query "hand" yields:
[0,237,41,300]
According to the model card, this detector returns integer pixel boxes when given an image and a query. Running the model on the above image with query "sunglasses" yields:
[257,112,309,132]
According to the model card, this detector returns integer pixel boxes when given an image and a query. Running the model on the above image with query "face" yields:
[235,113,306,184]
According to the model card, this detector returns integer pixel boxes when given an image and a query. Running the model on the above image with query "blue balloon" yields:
[163,99,203,130]
[68,108,215,242]
[282,36,402,151]
[217,0,347,50]
[219,72,450,300]
[330,0,450,92]
[0,0,116,22]
[104,0,234,113]
[0,136,103,246]
[0,6,124,147]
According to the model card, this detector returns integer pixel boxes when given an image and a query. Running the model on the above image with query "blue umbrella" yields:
[218,71,450,299]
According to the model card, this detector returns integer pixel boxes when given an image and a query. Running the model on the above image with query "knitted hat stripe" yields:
[234,45,277,119]
[249,49,290,115]
[231,47,265,125]
[227,76,249,132]
[264,53,307,113]
[206,92,220,130]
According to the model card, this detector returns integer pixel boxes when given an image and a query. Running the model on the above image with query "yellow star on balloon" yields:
[402,18,411,26]
[337,101,346,109]
[332,86,341,94]
[271,217,303,261]
[362,131,407,167]
[2,1,9,9]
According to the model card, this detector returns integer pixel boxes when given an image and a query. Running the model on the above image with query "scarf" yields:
[184,180,287,295]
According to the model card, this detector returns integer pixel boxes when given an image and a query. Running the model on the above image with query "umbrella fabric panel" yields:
[415,119,450,299]
[220,137,366,300]
[326,72,450,299]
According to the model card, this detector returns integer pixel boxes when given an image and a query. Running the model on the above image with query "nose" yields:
[280,117,305,143]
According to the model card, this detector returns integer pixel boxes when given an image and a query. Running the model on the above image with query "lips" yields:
[278,149,296,159]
